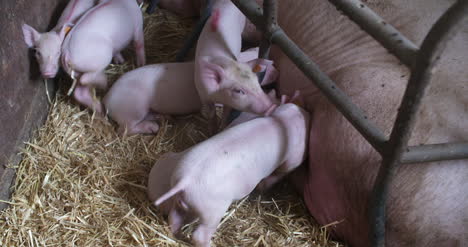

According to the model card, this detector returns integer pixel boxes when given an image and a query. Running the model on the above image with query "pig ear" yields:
[245,58,273,72]
[199,60,225,92]
[22,24,40,48]
[58,23,74,40]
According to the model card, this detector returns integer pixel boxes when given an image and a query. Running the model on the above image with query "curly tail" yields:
[154,179,187,207]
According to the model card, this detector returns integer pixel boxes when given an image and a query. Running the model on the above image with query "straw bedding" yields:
[0,7,344,247]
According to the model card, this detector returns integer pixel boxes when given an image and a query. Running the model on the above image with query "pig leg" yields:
[145,112,174,122]
[133,21,146,67]
[73,84,103,113]
[192,200,230,247]
[80,70,108,90]
[113,52,125,64]
[118,120,160,136]
[256,173,287,192]
[168,206,186,237]
[258,161,302,192]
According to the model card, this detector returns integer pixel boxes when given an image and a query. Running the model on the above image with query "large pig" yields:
[22,0,97,78]
[61,0,145,113]
[268,0,468,246]
[194,0,274,132]
[103,47,278,135]
[150,102,310,247]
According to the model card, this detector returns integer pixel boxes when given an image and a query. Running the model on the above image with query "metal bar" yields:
[146,0,161,14]
[232,0,263,27]
[401,142,468,164]
[263,0,277,30]
[258,0,277,59]
[327,0,419,67]
[227,0,276,126]
[175,0,213,62]
[273,30,390,152]
[258,39,271,59]
[369,1,468,246]
[232,0,388,153]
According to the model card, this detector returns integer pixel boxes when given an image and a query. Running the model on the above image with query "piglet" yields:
[194,0,275,132]
[147,90,280,217]
[61,0,145,113]
[103,49,278,136]
[150,102,310,247]
[22,0,97,78]
[103,62,200,135]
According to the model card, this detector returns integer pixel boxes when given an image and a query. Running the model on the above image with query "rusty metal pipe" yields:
[327,0,419,67]
[369,1,468,246]
[401,142,468,164]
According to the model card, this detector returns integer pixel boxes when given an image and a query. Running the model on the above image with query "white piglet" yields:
[194,0,275,131]
[103,48,279,136]
[150,102,310,247]
[61,0,145,113]
[22,0,97,78]
[103,62,200,135]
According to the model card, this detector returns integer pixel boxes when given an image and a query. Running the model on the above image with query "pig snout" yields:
[38,55,60,78]
[41,65,59,78]
[251,93,276,115]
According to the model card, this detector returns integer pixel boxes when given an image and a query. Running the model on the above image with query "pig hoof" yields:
[113,53,125,64]
[193,225,216,247]
[130,120,160,135]
[92,104,105,116]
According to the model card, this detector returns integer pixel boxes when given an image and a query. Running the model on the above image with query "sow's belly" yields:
[271,0,468,246]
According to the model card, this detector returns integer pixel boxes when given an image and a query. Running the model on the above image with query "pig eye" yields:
[232,88,245,95]
[35,50,42,57]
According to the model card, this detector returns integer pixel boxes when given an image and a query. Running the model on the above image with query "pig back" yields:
[54,0,97,31]
[62,0,141,71]
[179,116,294,198]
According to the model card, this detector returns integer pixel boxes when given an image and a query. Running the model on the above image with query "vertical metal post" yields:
[258,0,277,59]
[175,0,213,62]
[369,1,468,246]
